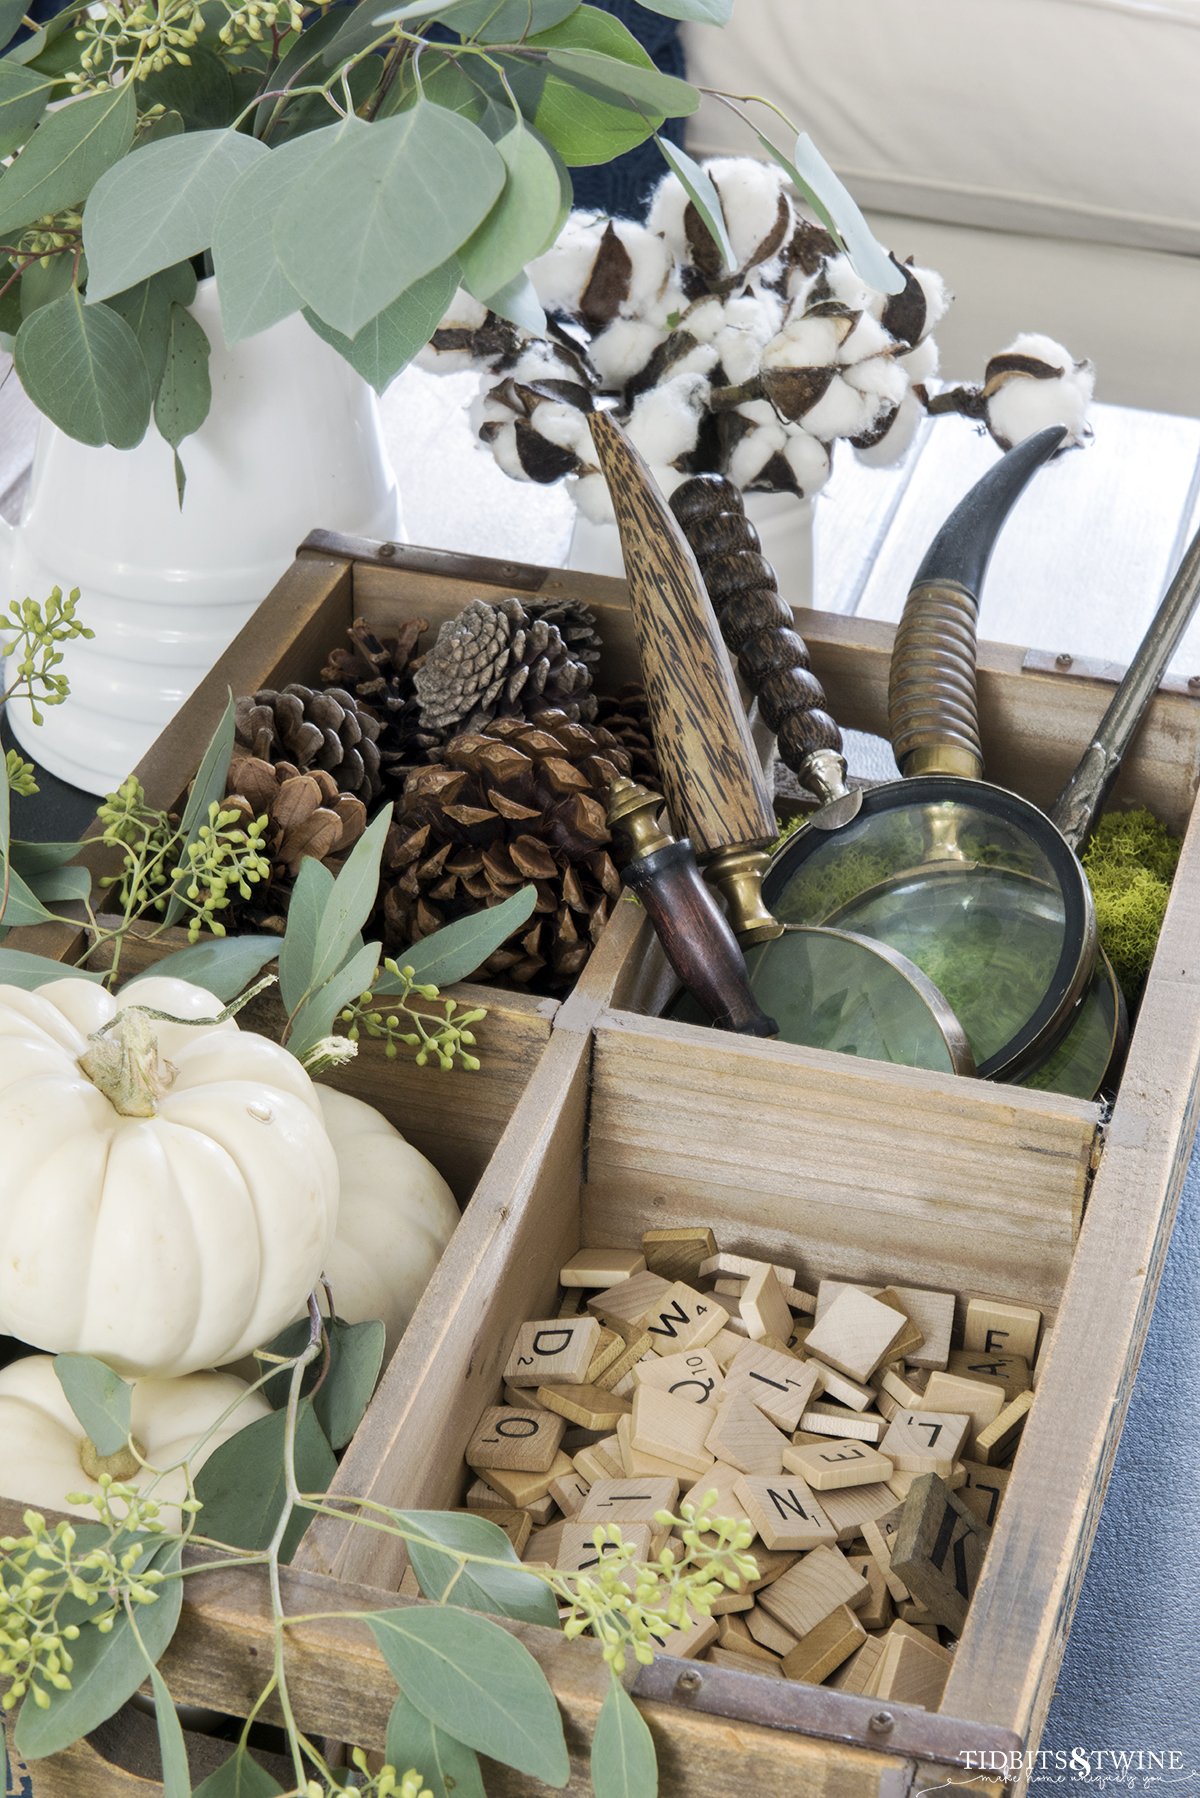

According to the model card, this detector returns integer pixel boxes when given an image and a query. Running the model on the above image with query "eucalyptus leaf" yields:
[0,857,62,928]
[366,1607,570,1786]
[7,837,92,873]
[459,120,564,301]
[108,262,198,389]
[481,270,545,334]
[755,129,906,297]
[396,1509,559,1626]
[14,288,152,448]
[0,0,30,52]
[164,693,236,927]
[193,1752,285,1797]
[274,99,504,337]
[379,884,537,992]
[212,126,345,344]
[591,1677,657,1798]
[285,934,380,1062]
[84,128,268,303]
[0,728,10,873]
[191,1400,336,1562]
[14,1538,183,1760]
[24,862,90,905]
[655,133,734,272]
[126,935,280,1002]
[295,804,392,1001]
[302,257,460,395]
[154,301,212,459]
[277,854,335,1014]
[633,0,730,18]
[18,249,74,318]
[134,106,186,147]
[0,64,54,162]
[386,1694,486,1798]
[146,1664,192,1798]
[5,0,81,67]
[0,79,135,238]
[0,947,96,993]
[138,44,235,131]
[543,47,697,116]
[312,1316,384,1449]
[521,6,666,165]
[378,0,580,37]
[53,1354,132,1457]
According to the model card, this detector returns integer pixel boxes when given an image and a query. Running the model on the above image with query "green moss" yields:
[1081,806,1181,997]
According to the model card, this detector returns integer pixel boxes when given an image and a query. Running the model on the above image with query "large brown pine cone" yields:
[380,709,630,991]
[320,617,444,788]
[593,683,660,788]
[235,684,383,806]
[413,598,597,736]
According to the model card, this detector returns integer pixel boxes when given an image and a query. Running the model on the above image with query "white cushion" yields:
[683,0,1200,255]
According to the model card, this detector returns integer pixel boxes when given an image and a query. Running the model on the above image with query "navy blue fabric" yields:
[569,1,685,220]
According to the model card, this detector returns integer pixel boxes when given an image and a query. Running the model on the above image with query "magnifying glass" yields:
[591,411,976,1076]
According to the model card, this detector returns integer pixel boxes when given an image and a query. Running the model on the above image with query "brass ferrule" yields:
[901,744,983,781]
[701,846,785,944]
[607,777,674,857]
[799,747,852,804]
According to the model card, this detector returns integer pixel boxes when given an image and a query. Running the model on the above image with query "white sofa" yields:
[681,0,1200,416]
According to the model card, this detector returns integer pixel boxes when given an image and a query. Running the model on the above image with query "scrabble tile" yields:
[586,1328,626,1384]
[947,1349,1031,1401]
[464,1477,506,1509]
[503,1381,549,1410]
[467,1405,566,1472]
[873,1365,930,1408]
[471,1451,575,1510]
[630,1387,716,1475]
[879,1410,970,1476]
[734,1473,836,1550]
[828,1634,887,1694]
[871,1288,926,1362]
[635,1347,724,1407]
[724,1342,822,1432]
[806,1480,898,1545]
[862,1505,911,1602]
[920,1371,1006,1456]
[846,1555,894,1631]
[712,1277,747,1297]
[784,1438,893,1491]
[892,1473,992,1634]
[578,1477,680,1525]
[780,1603,867,1684]
[717,1613,779,1656]
[704,1389,788,1474]
[641,1227,716,1285]
[558,1287,585,1317]
[744,1606,800,1656]
[650,1607,719,1659]
[812,1365,876,1412]
[523,1521,568,1565]
[964,1298,1041,1361]
[799,1404,886,1444]
[572,1436,624,1484]
[757,1546,869,1638]
[957,1460,1011,1527]
[642,1281,726,1354]
[593,1331,655,1391]
[678,1461,745,1524]
[816,1281,954,1372]
[525,1493,556,1525]
[741,1543,800,1591]
[709,1327,751,1370]
[886,1462,966,1501]
[872,1626,953,1708]
[560,1248,646,1288]
[700,1253,797,1284]
[740,1266,794,1342]
[805,1289,908,1383]
[504,1316,601,1387]
[535,1383,632,1432]
[452,1505,531,1554]
[548,1470,591,1517]
[616,1413,692,1479]
[556,1521,655,1572]
[974,1389,1034,1465]
[588,1270,672,1327]
[706,1646,785,1677]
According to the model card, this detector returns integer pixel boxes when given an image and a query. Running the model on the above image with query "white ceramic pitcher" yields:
[1,280,404,796]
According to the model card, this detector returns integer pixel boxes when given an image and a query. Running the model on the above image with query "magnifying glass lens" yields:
[666,927,971,1074]
[1016,963,1123,1098]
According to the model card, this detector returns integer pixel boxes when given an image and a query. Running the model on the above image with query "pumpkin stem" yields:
[79,1436,145,1483]
[78,1008,178,1117]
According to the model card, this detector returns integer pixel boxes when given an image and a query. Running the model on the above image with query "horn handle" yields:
[888,580,985,779]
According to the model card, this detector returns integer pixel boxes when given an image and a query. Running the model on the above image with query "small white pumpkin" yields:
[0,1354,271,1527]
[0,976,340,1378]
[313,1087,459,1359]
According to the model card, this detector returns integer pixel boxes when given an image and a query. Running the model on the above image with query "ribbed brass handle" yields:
[670,475,844,778]
[888,580,985,779]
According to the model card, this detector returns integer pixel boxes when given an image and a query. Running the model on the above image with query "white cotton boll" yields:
[899,336,940,383]
[573,471,616,525]
[782,428,832,495]
[534,405,595,457]
[643,273,689,332]
[822,257,877,315]
[590,318,667,388]
[489,423,534,485]
[738,397,781,428]
[986,336,1095,450]
[837,311,894,365]
[854,389,925,467]
[627,373,710,470]
[468,388,499,438]
[683,295,727,345]
[667,339,721,380]
[413,288,494,371]
[528,212,610,315]
[707,158,793,267]
[646,172,693,264]
[786,265,824,308]
[909,264,951,337]
[842,353,908,409]
[727,416,788,490]
[802,374,886,441]
[764,316,844,371]
[613,219,673,318]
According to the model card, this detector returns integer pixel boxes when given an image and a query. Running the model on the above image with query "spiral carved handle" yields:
[669,475,845,781]
[888,580,985,779]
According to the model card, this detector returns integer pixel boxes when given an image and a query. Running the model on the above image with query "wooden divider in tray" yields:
[11,532,1200,1797]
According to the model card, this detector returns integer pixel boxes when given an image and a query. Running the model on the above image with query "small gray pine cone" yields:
[523,596,603,667]
[234,683,382,806]
[413,597,597,736]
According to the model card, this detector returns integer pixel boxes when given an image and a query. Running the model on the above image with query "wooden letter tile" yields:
[799,1404,886,1444]
[957,1460,1011,1527]
[871,1288,925,1362]
[862,1505,911,1602]
[974,1388,1034,1465]
[588,1270,672,1327]
[963,1297,1041,1361]
[784,1438,893,1491]
[704,1389,788,1474]
[534,1383,632,1432]
[757,1546,869,1638]
[879,1410,970,1476]
[744,1606,800,1656]
[504,1316,601,1387]
[678,1461,745,1523]
[805,1288,908,1382]
[807,1480,898,1545]
[642,1281,726,1354]
[472,1450,575,1510]
[734,1473,836,1550]
[548,1469,591,1517]
[780,1603,867,1685]
[947,1349,1031,1401]
[921,1370,1006,1456]
[635,1347,724,1407]
[812,1365,876,1411]
[560,1248,646,1288]
[586,1328,625,1384]
[891,1472,992,1634]
[845,1555,894,1631]
[828,1634,887,1694]
[641,1227,716,1285]
[706,1646,785,1677]
[593,1330,654,1391]
[740,1266,794,1342]
[630,1386,716,1475]
[572,1436,624,1484]
[556,1521,655,1572]
[871,1626,953,1708]
[466,1404,565,1473]
[724,1342,822,1432]
[578,1476,680,1525]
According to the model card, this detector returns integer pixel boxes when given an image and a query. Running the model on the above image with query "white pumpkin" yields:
[313,1088,459,1359]
[0,977,340,1378]
[0,1354,271,1527]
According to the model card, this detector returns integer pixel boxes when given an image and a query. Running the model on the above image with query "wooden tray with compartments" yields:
[9,530,1200,1798]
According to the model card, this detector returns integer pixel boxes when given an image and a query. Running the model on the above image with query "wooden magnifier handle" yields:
[589,412,777,857]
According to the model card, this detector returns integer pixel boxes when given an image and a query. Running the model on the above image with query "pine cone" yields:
[380,709,630,991]
[413,598,597,736]
[320,617,444,789]
[522,597,603,668]
[593,684,660,788]
[235,684,383,806]
[222,755,368,930]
